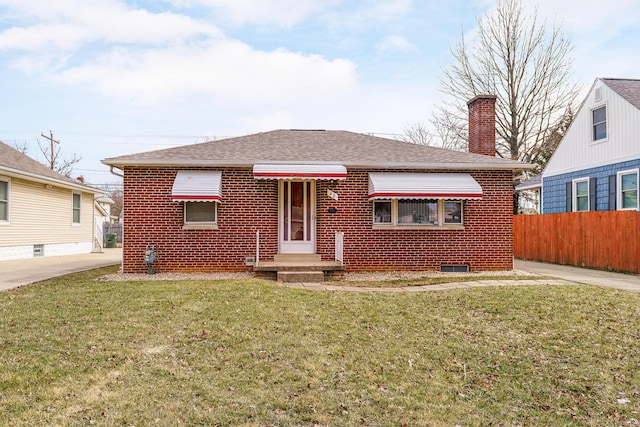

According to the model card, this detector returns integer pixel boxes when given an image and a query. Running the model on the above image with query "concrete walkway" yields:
[0,248,122,292]
[281,260,640,293]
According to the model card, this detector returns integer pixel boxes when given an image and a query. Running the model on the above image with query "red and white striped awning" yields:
[253,164,347,180]
[368,173,483,200]
[172,171,222,203]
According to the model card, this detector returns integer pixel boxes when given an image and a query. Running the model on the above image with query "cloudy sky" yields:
[0,0,638,187]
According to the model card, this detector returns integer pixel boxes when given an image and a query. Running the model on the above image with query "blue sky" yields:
[0,0,639,187]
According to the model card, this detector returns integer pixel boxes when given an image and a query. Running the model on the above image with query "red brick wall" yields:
[123,167,278,273]
[468,95,497,157]
[122,166,513,273]
[316,169,513,272]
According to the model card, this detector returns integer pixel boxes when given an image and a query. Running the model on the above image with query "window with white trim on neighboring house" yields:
[618,169,638,210]
[0,178,9,222]
[373,199,463,227]
[592,105,607,141]
[72,193,81,224]
[573,178,590,212]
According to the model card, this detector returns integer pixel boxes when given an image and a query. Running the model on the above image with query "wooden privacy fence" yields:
[513,211,640,274]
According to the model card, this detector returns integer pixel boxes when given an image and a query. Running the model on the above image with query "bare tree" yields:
[432,0,579,178]
[399,122,435,146]
[10,140,29,154]
[37,135,81,178]
[107,187,124,220]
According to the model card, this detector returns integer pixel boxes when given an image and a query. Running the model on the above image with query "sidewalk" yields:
[0,248,122,292]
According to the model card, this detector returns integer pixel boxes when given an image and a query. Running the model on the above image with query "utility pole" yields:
[40,130,59,170]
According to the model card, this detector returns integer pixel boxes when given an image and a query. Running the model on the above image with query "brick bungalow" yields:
[102,96,532,276]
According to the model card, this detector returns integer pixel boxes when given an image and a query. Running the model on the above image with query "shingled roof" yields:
[602,78,640,110]
[0,140,100,193]
[102,129,532,171]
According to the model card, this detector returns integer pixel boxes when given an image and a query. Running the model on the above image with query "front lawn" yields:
[1,267,639,426]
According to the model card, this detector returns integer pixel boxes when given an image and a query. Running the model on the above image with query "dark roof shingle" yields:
[102,129,531,171]
[602,78,640,109]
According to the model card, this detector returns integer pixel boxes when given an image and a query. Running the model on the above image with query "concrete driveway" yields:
[0,248,122,292]
[514,259,640,293]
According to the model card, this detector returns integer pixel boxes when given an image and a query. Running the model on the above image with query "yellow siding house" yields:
[0,141,103,260]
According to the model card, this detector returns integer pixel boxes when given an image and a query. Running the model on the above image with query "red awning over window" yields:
[171,171,222,203]
[368,173,483,200]
[253,164,347,180]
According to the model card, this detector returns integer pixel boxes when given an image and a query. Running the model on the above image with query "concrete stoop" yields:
[277,270,324,283]
[255,253,344,283]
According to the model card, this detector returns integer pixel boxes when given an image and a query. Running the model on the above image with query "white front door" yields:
[279,180,315,254]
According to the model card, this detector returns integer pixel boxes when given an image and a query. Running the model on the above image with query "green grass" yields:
[1,266,639,426]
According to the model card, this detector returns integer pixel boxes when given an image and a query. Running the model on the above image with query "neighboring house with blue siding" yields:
[541,78,640,214]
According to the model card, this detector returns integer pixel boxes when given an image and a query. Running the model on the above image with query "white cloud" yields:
[167,0,325,27]
[376,35,417,53]
[0,0,221,51]
[0,0,357,103]
[53,39,358,104]
[239,111,294,132]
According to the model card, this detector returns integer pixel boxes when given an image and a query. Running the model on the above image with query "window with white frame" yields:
[573,178,589,212]
[373,199,463,226]
[0,178,9,222]
[373,201,392,224]
[72,193,81,224]
[618,169,638,210]
[184,201,217,224]
[592,106,607,141]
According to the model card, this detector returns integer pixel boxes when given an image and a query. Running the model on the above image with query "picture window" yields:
[372,199,464,227]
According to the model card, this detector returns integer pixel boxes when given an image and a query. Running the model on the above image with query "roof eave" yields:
[0,166,102,194]
[102,158,534,171]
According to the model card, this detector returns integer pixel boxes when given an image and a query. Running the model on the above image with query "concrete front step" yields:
[277,270,325,283]
[274,254,321,262]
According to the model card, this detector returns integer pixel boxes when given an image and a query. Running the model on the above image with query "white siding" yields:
[0,177,95,259]
[544,80,640,178]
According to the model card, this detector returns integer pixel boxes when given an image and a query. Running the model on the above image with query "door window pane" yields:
[290,182,304,240]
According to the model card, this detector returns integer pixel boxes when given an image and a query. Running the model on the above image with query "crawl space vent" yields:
[440,264,469,273]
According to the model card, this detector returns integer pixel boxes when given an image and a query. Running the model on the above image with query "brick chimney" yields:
[467,94,497,156]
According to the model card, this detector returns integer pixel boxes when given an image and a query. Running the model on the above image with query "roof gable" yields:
[543,78,640,178]
[102,129,530,171]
